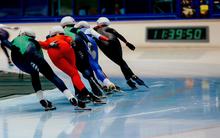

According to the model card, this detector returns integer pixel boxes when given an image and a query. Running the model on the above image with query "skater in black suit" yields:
[94,17,148,89]
[0,24,19,66]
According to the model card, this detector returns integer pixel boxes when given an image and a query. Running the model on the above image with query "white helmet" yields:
[19,28,36,38]
[97,17,110,26]
[49,26,65,36]
[60,16,76,27]
[75,21,90,29]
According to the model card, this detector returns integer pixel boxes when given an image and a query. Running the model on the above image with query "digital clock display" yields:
[147,26,209,42]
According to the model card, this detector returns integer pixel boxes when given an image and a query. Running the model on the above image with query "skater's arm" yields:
[0,24,19,30]
[1,40,12,50]
[64,36,72,43]
[107,28,127,43]
[29,39,42,50]
[107,28,135,50]
[90,29,109,41]
[38,40,51,49]
[65,36,75,46]
[71,28,90,43]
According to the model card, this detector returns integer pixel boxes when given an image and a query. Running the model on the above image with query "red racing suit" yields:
[39,34,85,91]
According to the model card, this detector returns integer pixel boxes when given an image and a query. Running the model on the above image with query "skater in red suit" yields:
[39,26,102,103]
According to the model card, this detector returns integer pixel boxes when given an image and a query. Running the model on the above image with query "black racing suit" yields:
[11,35,67,92]
[0,28,12,63]
[94,26,135,81]
[64,25,103,96]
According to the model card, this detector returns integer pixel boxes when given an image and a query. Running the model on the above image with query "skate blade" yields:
[112,89,125,93]
[105,91,114,95]
[131,86,138,90]
[100,95,107,99]
[111,89,127,96]
[93,94,107,98]
[45,107,56,111]
[79,99,91,104]
[74,107,92,111]
[143,84,149,88]
[137,83,149,88]
[93,101,106,104]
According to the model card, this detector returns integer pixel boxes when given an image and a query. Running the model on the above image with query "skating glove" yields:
[46,35,51,39]
[126,42,135,51]
[49,41,58,48]
[99,35,109,41]
[69,40,76,47]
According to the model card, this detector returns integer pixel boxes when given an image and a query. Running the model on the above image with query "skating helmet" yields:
[60,16,76,27]
[49,26,65,36]
[75,21,90,29]
[19,28,36,38]
[96,17,110,26]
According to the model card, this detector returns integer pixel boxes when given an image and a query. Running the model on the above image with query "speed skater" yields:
[39,26,103,103]
[94,17,148,89]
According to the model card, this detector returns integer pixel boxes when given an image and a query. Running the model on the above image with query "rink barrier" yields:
[4,19,220,48]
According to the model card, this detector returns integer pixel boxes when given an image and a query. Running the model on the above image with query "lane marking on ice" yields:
[104,107,186,120]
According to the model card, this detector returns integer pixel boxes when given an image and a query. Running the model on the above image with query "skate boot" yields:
[76,91,90,103]
[92,86,106,99]
[115,85,121,91]
[102,83,120,94]
[69,97,86,109]
[108,83,116,91]
[102,85,114,95]
[102,86,109,92]
[102,79,115,92]
[132,75,149,88]
[89,92,106,104]
[8,60,14,67]
[89,79,104,97]
[127,79,138,89]
[110,84,125,94]
[82,88,106,104]
[75,86,91,103]
[40,99,56,111]
[103,83,121,94]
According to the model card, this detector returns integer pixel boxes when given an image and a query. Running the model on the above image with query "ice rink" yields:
[1,47,220,138]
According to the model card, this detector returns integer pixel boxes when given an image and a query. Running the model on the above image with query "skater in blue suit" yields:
[60,16,104,97]
[75,21,118,92]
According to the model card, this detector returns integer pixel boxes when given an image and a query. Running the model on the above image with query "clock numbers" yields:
[153,30,158,39]
[176,29,183,39]
[194,29,202,40]
[147,27,208,41]
[168,29,175,40]
[186,29,193,39]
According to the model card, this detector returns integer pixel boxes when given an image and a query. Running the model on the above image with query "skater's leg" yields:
[1,44,13,65]
[1,39,12,50]
[131,75,148,88]
[119,60,135,80]
[35,59,68,92]
[30,72,42,92]
[99,44,146,88]
[54,57,85,91]
[89,58,115,90]
[1,45,10,59]
[88,78,103,96]
[31,54,86,108]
